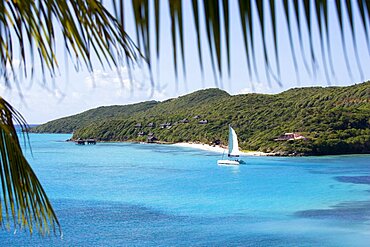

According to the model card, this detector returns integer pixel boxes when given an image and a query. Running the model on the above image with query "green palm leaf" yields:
[0,0,142,235]
[1,0,141,85]
[116,0,369,85]
[0,97,60,235]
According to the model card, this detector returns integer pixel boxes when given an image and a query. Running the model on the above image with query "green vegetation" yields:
[32,83,370,156]
[32,101,158,133]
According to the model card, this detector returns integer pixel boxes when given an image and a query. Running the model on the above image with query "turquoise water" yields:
[1,133,370,246]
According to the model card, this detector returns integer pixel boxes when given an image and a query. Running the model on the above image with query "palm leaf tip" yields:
[0,1,141,87]
[0,97,61,236]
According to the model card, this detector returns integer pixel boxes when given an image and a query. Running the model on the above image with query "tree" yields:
[0,0,368,235]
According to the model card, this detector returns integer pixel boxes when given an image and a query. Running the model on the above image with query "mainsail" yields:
[228,126,240,157]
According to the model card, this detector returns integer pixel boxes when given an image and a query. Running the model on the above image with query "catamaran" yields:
[217,125,242,165]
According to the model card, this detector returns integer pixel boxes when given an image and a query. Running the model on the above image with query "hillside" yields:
[31,82,370,155]
[31,100,158,133]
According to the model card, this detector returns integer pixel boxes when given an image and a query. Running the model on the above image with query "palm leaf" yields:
[269,0,280,79]
[114,1,368,86]
[358,0,370,55]
[335,0,354,80]
[238,0,252,81]
[203,0,219,86]
[222,0,230,77]
[283,0,300,82]
[0,0,143,235]
[0,97,60,235]
[1,0,141,86]
[191,0,204,81]
[315,0,331,84]
[345,0,364,79]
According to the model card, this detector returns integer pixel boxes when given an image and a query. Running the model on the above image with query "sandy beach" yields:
[172,142,271,156]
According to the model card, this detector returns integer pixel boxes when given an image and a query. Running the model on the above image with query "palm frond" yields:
[117,0,369,85]
[0,97,60,235]
[0,1,142,235]
[0,0,141,86]
[1,1,368,89]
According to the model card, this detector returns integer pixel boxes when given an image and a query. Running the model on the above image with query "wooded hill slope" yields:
[31,82,370,155]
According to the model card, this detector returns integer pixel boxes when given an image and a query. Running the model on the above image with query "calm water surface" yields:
[1,133,369,246]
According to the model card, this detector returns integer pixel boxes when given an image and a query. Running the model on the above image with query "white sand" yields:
[172,142,271,156]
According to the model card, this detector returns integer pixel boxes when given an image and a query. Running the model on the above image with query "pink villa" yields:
[275,132,307,141]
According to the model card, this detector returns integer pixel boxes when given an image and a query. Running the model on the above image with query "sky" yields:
[1,1,369,124]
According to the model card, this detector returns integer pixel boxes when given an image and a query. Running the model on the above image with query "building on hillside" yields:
[138,131,146,137]
[179,118,189,123]
[86,139,96,145]
[75,138,85,145]
[74,138,96,145]
[160,122,172,129]
[147,136,158,143]
[274,132,307,141]
[212,139,221,145]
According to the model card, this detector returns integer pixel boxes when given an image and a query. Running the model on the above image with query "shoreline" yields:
[172,142,273,156]
[65,136,273,156]
[58,135,368,157]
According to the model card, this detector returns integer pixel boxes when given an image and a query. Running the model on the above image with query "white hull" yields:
[217,159,240,166]
[217,126,243,166]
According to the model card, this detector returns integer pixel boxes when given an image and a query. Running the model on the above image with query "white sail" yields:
[228,126,240,157]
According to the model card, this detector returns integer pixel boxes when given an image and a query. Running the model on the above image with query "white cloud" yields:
[1,59,22,91]
[71,92,81,98]
[4,64,170,123]
[85,66,149,92]
[148,88,167,101]
[83,65,170,102]
[0,83,8,95]
[85,69,112,89]
[6,59,21,70]
[51,88,65,100]
[237,82,272,95]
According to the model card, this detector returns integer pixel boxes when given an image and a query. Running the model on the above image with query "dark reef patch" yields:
[335,176,370,185]
[295,201,370,222]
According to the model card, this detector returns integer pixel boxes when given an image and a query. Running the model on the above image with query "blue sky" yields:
[2,1,369,124]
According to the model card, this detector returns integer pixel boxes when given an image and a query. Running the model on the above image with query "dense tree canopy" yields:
[33,81,370,156]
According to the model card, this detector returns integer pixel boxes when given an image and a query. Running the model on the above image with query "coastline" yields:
[172,142,272,156]
[33,133,369,156]
[65,136,273,156]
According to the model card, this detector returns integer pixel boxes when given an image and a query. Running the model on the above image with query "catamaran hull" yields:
[217,160,240,166]
[217,126,242,166]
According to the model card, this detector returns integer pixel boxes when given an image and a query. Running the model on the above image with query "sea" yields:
[0,133,369,246]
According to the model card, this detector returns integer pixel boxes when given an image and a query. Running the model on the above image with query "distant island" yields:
[31,81,370,156]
